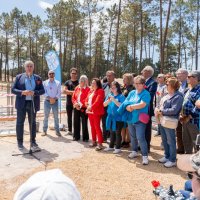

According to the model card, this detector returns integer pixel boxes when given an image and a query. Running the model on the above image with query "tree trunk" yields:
[160,0,163,72]
[195,0,199,70]
[162,0,172,70]
[177,3,182,68]
[107,19,114,71]
[139,0,143,72]
[113,0,122,73]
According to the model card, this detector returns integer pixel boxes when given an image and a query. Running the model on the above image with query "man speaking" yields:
[12,60,45,151]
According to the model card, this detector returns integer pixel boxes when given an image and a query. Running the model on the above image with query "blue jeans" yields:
[128,122,148,156]
[160,125,176,162]
[179,180,192,198]
[43,100,59,132]
[16,101,36,145]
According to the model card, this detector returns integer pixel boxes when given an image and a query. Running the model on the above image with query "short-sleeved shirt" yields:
[64,79,79,105]
[126,89,151,124]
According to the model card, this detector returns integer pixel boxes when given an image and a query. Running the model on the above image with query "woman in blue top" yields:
[155,77,183,168]
[103,81,125,154]
[124,75,151,165]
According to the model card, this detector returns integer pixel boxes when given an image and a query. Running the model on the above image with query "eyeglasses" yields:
[71,73,77,75]
[187,172,200,180]
[26,65,33,68]
[158,77,163,79]
[49,73,55,75]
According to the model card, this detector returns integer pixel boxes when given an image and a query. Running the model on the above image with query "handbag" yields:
[160,116,178,129]
[139,113,150,124]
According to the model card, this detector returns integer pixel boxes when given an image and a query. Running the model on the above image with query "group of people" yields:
[12,60,200,167]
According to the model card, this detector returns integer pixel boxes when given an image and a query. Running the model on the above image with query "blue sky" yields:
[0,0,58,19]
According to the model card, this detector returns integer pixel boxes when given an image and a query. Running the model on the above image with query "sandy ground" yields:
[0,118,187,200]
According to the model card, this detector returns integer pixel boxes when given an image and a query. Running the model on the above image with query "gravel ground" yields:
[0,125,187,200]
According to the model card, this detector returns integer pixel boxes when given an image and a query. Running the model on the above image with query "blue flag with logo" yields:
[45,50,62,123]
[45,50,62,83]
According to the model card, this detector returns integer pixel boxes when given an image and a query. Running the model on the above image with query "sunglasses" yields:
[187,172,200,180]
[71,73,77,75]
[188,76,195,78]
[49,73,55,75]
[135,82,143,85]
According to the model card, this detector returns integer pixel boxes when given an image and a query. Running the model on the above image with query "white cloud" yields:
[38,0,53,10]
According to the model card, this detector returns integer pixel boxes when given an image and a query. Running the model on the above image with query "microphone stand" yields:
[12,76,46,168]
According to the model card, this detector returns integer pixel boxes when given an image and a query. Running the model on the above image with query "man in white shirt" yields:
[42,70,61,136]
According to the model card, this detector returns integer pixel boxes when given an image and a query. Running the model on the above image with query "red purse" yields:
[139,113,150,124]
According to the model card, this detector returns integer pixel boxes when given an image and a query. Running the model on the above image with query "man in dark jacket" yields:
[141,66,157,152]
[12,60,45,150]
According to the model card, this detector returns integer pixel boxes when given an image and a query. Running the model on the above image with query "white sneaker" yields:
[104,147,114,152]
[158,157,169,163]
[142,156,149,165]
[113,149,121,154]
[164,161,176,168]
[128,151,138,159]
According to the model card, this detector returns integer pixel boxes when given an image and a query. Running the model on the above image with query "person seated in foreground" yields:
[177,151,200,200]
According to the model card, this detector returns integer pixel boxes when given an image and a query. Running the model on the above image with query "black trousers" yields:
[176,121,185,152]
[145,118,152,151]
[102,108,110,140]
[109,122,124,149]
[16,101,36,145]
[73,108,89,141]
[66,104,73,132]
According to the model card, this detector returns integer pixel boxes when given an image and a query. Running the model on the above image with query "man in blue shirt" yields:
[42,70,61,136]
[12,60,45,151]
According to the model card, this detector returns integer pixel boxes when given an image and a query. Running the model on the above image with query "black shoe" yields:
[18,144,24,150]
[83,139,89,142]
[73,138,80,141]
[32,142,38,147]
[31,142,41,152]
[56,131,61,137]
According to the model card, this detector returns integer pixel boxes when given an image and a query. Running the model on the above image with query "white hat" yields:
[13,169,81,200]
[177,151,200,176]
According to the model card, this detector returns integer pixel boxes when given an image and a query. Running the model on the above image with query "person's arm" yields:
[110,96,122,107]
[55,82,61,99]
[91,89,105,110]
[126,92,150,112]
[161,96,183,116]
[195,99,200,108]
[127,101,147,112]
[34,77,45,96]
[11,76,24,96]
[65,86,74,96]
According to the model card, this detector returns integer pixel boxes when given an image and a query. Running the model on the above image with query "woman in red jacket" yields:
[86,78,105,151]
[72,75,90,141]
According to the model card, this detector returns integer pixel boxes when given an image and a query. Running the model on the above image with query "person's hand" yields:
[28,91,34,96]
[49,98,56,104]
[109,96,115,102]
[180,114,190,124]
[65,89,71,95]
[195,100,200,108]
[86,106,91,113]
[22,90,31,96]
[126,105,133,112]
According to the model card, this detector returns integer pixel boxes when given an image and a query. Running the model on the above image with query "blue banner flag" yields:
[45,50,62,83]
[45,50,62,123]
